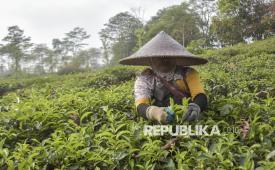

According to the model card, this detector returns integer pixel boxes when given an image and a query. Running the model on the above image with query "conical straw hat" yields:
[119,31,208,66]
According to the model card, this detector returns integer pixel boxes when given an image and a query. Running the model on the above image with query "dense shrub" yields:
[0,37,274,169]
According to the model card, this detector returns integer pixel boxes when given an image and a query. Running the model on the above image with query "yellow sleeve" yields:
[135,98,150,107]
[185,68,205,100]
[175,79,189,92]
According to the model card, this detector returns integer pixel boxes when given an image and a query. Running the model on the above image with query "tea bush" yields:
[0,38,274,169]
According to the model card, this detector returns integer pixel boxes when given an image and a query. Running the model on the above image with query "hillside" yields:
[0,37,274,169]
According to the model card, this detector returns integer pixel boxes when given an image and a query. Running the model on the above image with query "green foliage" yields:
[0,25,33,77]
[99,12,143,64]
[143,2,202,47]
[187,39,207,54]
[211,0,275,46]
[0,38,274,169]
[57,63,86,75]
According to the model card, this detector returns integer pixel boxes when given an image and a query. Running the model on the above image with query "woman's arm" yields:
[134,73,152,119]
[185,68,208,111]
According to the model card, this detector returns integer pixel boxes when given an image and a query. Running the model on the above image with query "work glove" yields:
[164,107,175,124]
[146,106,175,124]
[182,103,201,122]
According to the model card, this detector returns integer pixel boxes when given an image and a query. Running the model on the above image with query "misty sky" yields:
[0,0,183,48]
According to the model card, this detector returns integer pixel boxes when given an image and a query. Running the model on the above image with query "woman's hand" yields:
[182,103,201,121]
[146,106,175,124]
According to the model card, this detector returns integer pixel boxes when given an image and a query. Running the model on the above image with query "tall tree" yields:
[76,48,101,69]
[30,44,51,74]
[0,26,32,77]
[52,27,90,68]
[43,48,57,73]
[143,3,202,47]
[211,16,244,46]
[189,0,217,46]
[52,38,68,67]
[211,0,275,46]
[64,27,90,55]
[0,64,5,75]
[133,28,146,51]
[99,12,143,64]
[272,0,275,19]
[100,35,111,65]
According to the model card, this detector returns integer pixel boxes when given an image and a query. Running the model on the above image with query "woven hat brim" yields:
[119,55,208,66]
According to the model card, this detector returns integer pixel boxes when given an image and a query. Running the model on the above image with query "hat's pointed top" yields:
[152,30,184,47]
[159,30,166,34]
[119,31,208,66]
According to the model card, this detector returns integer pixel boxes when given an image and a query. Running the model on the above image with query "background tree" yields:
[0,64,5,75]
[43,48,57,73]
[100,36,111,65]
[211,0,275,46]
[0,52,6,75]
[272,0,275,19]
[133,28,146,51]
[242,0,275,39]
[52,27,90,68]
[211,16,244,46]
[0,25,32,77]
[30,44,51,74]
[52,38,68,67]
[99,12,143,64]
[76,48,101,69]
[189,0,217,46]
[142,2,202,47]
[64,27,90,55]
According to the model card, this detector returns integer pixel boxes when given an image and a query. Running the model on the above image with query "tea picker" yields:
[119,31,208,124]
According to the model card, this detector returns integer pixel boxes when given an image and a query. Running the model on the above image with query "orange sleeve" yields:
[185,68,205,100]
[175,79,186,91]
[135,97,150,107]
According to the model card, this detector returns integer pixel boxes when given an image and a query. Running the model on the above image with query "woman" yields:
[119,31,208,124]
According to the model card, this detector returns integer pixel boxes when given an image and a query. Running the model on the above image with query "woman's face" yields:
[151,58,176,73]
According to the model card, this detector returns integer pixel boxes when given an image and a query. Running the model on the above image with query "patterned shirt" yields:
[134,66,205,107]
